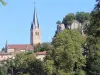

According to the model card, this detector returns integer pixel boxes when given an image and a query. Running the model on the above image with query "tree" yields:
[5,52,46,75]
[89,57,100,75]
[56,20,62,24]
[85,1,100,75]
[41,42,53,51]
[76,12,90,24]
[76,12,90,34]
[34,43,42,52]
[62,13,76,28]
[45,29,86,75]
[95,0,100,10]
[28,59,45,75]
[0,65,8,75]
[0,0,6,6]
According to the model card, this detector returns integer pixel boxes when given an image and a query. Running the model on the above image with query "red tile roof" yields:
[35,51,46,55]
[0,52,11,55]
[7,44,34,50]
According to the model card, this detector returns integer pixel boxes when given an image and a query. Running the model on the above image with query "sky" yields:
[0,0,96,49]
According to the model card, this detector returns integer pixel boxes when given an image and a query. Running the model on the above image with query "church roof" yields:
[31,7,39,29]
[34,51,46,55]
[7,44,34,50]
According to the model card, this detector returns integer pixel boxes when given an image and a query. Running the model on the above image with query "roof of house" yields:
[0,52,12,55]
[34,51,46,55]
[7,44,34,50]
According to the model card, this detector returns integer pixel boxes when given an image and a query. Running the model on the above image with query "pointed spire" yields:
[5,40,8,50]
[6,40,8,45]
[31,2,39,29]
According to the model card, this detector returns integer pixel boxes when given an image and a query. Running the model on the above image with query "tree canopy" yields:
[85,1,100,75]
[44,29,86,75]
[62,12,90,32]
[76,12,90,24]
[0,1,100,75]
[62,13,76,26]
[0,52,45,75]
[0,0,6,6]
[56,20,62,24]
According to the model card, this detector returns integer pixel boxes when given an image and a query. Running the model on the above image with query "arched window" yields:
[35,32,39,35]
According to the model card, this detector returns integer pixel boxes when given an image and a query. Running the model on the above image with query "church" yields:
[0,6,47,61]
[4,7,42,53]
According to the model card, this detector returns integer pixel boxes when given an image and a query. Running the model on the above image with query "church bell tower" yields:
[30,6,42,46]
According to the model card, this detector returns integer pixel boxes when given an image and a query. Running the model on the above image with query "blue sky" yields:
[0,0,96,49]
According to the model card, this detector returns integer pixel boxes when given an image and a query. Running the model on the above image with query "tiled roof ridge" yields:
[35,51,46,55]
[8,44,32,45]
[7,44,34,50]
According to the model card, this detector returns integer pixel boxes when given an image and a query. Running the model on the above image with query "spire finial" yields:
[6,40,8,44]
[31,2,39,29]
[5,40,8,48]
[34,2,35,8]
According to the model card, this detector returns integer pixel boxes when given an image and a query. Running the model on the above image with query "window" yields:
[35,32,39,35]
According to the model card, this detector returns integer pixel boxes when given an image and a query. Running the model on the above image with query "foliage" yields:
[89,57,100,75]
[0,0,6,6]
[62,12,90,33]
[0,1,98,75]
[56,20,62,24]
[62,13,76,26]
[3,52,46,75]
[76,12,90,24]
[85,1,100,75]
[62,12,90,26]
[75,69,86,75]
[44,29,86,75]
[0,65,8,75]
[34,43,42,52]
[34,42,52,52]
[41,42,53,51]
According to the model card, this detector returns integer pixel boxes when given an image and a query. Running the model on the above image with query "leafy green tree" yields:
[44,50,56,75]
[34,43,41,52]
[41,42,53,51]
[28,59,45,75]
[45,29,86,75]
[95,0,100,10]
[0,65,8,75]
[76,12,90,34]
[89,57,100,75]
[62,13,76,28]
[85,1,100,75]
[76,12,90,24]
[5,52,46,75]
[34,43,52,52]
[0,0,6,6]
[56,20,62,24]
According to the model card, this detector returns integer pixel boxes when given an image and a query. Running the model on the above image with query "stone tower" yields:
[30,7,42,46]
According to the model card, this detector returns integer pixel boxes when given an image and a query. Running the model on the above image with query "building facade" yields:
[4,7,42,53]
[0,6,46,61]
[30,7,42,45]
